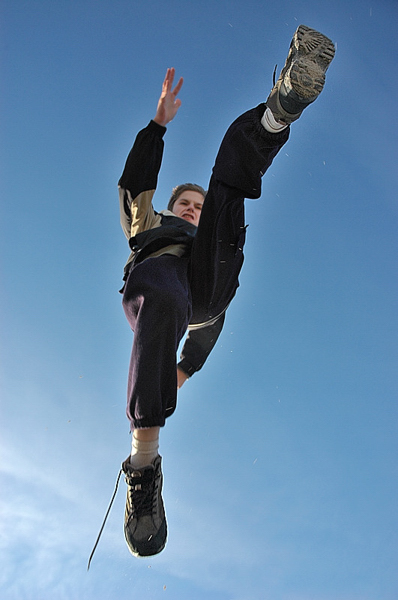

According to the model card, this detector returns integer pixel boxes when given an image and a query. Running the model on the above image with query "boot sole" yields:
[287,25,335,100]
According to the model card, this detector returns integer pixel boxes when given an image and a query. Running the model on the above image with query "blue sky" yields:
[1,1,397,599]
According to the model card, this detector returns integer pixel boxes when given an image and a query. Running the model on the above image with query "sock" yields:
[261,107,288,133]
[130,433,159,469]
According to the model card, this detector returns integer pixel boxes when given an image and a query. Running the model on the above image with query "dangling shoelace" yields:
[87,468,123,571]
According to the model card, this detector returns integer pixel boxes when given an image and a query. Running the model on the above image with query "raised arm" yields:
[153,68,184,127]
[118,69,183,240]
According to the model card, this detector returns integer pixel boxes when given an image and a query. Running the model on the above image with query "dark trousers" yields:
[122,104,290,429]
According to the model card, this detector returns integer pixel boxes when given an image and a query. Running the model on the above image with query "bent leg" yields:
[122,256,191,430]
[189,103,290,324]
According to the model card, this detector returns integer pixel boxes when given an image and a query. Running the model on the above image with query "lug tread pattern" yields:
[288,25,335,100]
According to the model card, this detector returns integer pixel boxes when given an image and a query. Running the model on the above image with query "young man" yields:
[118,25,335,558]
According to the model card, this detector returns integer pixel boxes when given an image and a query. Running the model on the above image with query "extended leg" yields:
[189,25,335,325]
[121,255,191,559]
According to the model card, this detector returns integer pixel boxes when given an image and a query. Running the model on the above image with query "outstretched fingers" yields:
[154,68,184,126]
[162,67,183,97]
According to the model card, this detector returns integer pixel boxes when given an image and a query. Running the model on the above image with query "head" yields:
[167,183,206,227]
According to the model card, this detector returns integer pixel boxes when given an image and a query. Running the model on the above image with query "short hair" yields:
[167,183,207,212]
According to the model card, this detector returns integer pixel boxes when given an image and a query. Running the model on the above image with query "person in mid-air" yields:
[89,25,335,565]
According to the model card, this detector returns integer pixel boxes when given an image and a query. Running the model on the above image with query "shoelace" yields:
[125,466,158,517]
[87,468,122,571]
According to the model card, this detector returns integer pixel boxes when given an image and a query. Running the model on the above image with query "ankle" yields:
[130,429,160,469]
[261,107,288,132]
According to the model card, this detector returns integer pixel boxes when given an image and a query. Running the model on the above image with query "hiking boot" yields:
[266,24,335,124]
[122,454,167,557]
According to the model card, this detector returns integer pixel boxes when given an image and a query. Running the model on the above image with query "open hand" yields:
[153,68,184,127]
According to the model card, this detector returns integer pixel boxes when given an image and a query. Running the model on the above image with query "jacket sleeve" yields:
[118,120,167,239]
[177,313,225,377]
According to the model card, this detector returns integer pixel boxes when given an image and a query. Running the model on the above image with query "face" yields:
[172,190,204,227]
